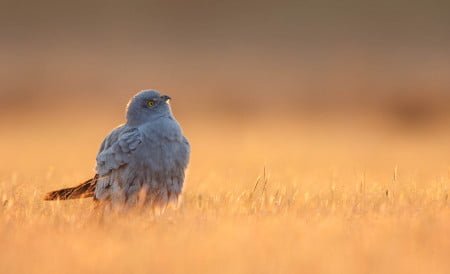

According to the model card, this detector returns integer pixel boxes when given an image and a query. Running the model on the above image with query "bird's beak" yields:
[161,95,171,102]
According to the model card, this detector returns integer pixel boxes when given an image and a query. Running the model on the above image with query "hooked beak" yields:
[161,95,171,102]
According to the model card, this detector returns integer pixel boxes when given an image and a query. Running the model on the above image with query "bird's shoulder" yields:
[99,125,144,150]
[98,124,126,153]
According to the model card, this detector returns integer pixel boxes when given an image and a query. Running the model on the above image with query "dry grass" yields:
[1,116,450,274]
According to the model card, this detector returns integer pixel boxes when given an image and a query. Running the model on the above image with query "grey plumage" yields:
[45,90,190,209]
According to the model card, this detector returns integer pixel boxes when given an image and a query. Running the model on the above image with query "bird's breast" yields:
[135,131,189,173]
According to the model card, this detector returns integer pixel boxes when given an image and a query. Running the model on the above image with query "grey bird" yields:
[45,90,190,209]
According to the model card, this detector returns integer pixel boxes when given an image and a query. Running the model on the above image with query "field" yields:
[1,112,450,274]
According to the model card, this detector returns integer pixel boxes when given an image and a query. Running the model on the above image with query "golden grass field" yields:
[1,113,450,274]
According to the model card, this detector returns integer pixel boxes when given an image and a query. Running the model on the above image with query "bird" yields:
[44,90,190,210]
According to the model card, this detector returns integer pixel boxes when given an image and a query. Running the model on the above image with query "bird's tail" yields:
[44,175,98,201]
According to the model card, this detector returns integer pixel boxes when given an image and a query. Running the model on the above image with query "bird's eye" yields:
[147,100,155,108]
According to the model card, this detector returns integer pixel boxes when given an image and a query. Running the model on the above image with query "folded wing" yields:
[95,127,143,176]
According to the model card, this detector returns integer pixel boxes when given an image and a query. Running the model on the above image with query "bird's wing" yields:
[95,126,143,176]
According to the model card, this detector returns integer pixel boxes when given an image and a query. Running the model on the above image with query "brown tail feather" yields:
[44,175,98,201]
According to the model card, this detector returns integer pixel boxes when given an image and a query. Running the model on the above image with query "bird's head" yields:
[126,90,172,125]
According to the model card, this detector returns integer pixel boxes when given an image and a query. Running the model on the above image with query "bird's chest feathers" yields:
[136,121,186,171]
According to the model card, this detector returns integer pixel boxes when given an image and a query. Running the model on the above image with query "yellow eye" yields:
[147,100,155,108]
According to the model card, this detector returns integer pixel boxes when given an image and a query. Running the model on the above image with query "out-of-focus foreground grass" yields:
[1,114,450,274]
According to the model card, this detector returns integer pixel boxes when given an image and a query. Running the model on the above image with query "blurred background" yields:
[1,0,450,121]
[1,0,450,176]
